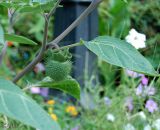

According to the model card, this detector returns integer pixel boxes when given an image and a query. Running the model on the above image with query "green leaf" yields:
[84,36,159,76]
[0,79,61,130]
[38,78,80,99]
[0,2,19,8]
[18,0,56,13]
[0,0,30,8]
[0,0,56,13]
[4,34,37,45]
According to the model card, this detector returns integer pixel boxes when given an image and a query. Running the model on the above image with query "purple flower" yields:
[30,87,49,97]
[71,126,79,130]
[34,63,45,73]
[40,88,49,97]
[145,87,156,96]
[125,97,134,111]
[135,83,156,97]
[30,87,41,94]
[104,97,111,106]
[145,99,158,113]
[125,69,143,78]
[141,76,149,85]
[136,84,143,95]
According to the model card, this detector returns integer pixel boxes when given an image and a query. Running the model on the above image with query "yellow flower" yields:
[50,113,58,121]
[47,100,55,105]
[48,107,53,114]
[71,110,78,116]
[66,106,78,116]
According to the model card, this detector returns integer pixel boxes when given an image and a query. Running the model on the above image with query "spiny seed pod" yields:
[45,60,72,81]
[45,48,72,62]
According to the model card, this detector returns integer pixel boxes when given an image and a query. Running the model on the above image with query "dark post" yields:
[54,0,98,86]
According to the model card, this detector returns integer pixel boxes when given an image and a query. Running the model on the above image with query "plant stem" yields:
[0,9,14,66]
[47,0,62,19]
[0,42,7,66]
[54,42,84,51]
[13,16,49,83]
[13,0,62,83]
[13,0,103,83]
[47,0,103,48]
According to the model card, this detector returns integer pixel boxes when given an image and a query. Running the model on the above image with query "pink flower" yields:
[145,99,158,113]
[141,76,149,85]
[30,87,41,94]
[30,87,49,97]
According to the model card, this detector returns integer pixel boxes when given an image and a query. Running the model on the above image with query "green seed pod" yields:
[45,48,72,63]
[45,60,72,81]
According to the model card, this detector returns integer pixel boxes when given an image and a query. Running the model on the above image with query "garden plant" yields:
[0,0,160,130]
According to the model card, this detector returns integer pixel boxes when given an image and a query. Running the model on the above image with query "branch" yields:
[0,9,14,66]
[47,0,62,19]
[13,0,103,83]
[13,17,48,83]
[47,0,103,48]
[13,0,62,83]
[0,42,7,65]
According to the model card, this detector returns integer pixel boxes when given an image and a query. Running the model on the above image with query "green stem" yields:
[54,42,84,51]
[13,0,103,83]
[13,17,49,83]
[12,0,62,83]
[47,0,62,19]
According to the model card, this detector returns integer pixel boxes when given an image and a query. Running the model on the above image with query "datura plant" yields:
[0,0,159,130]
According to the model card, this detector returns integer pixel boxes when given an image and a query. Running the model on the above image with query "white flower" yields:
[106,113,115,122]
[124,123,135,130]
[138,111,146,120]
[152,119,160,130]
[125,28,146,49]
[144,124,152,130]
[128,111,146,121]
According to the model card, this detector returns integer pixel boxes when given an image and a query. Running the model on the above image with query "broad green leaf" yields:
[38,78,80,99]
[0,79,61,130]
[5,34,37,45]
[84,36,159,76]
